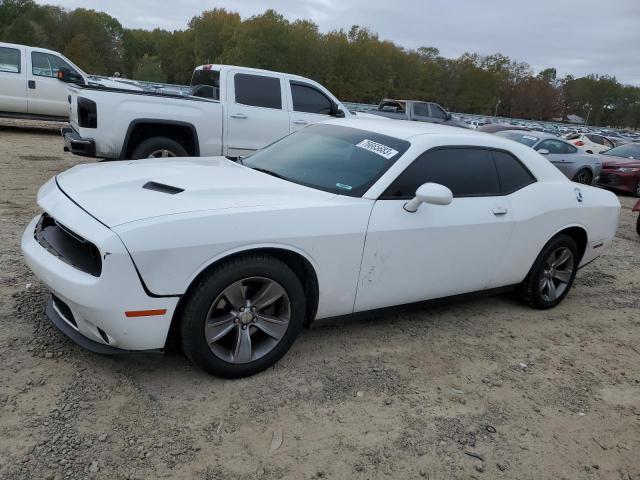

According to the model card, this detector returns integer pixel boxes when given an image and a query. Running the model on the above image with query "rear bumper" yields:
[62,126,96,158]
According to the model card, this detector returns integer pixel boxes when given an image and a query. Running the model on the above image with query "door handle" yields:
[28,80,36,89]
[492,206,508,216]
[230,113,247,119]
[292,120,308,125]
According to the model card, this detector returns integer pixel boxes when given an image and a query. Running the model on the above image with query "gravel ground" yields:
[0,118,639,480]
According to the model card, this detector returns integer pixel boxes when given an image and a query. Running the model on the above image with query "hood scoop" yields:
[142,181,184,195]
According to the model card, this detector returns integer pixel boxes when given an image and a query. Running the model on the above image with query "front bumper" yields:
[598,171,638,192]
[21,181,179,351]
[62,126,96,158]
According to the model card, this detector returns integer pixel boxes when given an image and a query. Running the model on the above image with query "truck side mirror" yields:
[57,66,85,85]
[331,103,346,118]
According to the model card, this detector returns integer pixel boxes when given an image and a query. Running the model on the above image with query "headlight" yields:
[615,167,640,172]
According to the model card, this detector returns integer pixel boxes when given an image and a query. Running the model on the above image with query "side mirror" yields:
[331,103,346,118]
[403,183,453,213]
[537,149,550,155]
[57,66,85,85]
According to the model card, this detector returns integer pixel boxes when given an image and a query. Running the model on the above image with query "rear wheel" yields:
[519,234,579,309]
[633,181,640,198]
[130,137,188,159]
[573,168,592,185]
[180,255,306,378]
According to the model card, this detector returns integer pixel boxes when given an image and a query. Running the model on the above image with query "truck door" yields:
[0,45,27,113]
[27,50,80,118]
[225,70,291,157]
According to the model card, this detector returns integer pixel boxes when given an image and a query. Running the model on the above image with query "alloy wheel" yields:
[204,277,290,364]
[538,247,574,302]
[147,149,176,158]
[575,170,591,184]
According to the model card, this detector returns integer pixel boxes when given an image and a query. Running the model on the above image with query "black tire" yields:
[572,168,592,185]
[636,214,640,236]
[633,182,640,198]
[180,255,306,378]
[130,137,188,159]
[518,234,579,310]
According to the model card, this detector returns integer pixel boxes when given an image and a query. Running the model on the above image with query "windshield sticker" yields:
[356,139,399,159]
[335,183,353,190]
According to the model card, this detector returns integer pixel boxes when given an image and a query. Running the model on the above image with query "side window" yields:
[383,148,501,198]
[491,151,535,194]
[412,102,429,117]
[31,52,76,78]
[603,137,614,149]
[536,139,565,154]
[290,82,332,114]
[429,103,448,120]
[586,134,603,145]
[0,47,21,73]
[234,73,282,109]
[563,142,578,154]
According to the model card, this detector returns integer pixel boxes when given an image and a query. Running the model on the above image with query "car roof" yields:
[323,118,476,140]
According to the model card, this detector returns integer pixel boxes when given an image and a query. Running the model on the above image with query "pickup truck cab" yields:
[0,42,140,121]
[62,64,351,159]
[369,99,468,129]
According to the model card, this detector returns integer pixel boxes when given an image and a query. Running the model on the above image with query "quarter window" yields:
[31,52,76,78]
[290,82,333,114]
[383,148,501,198]
[234,73,282,109]
[0,47,21,73]
[491,151,535,194]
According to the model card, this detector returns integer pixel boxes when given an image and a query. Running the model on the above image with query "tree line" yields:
[2,0,639,128]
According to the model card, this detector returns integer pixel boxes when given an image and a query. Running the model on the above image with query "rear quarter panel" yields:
[489,181,620,288]
[74,89,223,158]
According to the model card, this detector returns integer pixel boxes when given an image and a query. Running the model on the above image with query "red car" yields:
[597,144,640,197]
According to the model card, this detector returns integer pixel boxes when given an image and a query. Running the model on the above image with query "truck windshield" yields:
[190,68,220,100]
[242,124,410,197]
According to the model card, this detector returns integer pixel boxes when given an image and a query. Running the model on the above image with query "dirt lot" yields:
[0,118,639,480]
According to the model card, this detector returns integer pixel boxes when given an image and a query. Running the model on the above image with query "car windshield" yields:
[603,144,640,159]
[496,131,540,147]
[242,124,410,197]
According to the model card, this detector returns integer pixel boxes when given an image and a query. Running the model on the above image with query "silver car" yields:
[495,130,602,185]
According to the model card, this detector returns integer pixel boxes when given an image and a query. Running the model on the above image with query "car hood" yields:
[601,155,640,167]
[56,157,336,227]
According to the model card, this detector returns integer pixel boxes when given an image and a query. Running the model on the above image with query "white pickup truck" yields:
[60,64,352,159]
[0,42,140,122]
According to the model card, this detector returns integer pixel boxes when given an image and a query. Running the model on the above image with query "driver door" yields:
[354,147,515,312]
[27,51,79,118]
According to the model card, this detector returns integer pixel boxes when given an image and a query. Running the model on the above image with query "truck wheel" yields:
[130,137,188,159]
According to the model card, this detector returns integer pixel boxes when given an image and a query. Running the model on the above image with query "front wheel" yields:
[180,255,306,378]
[633,182,640,198]
[573,168,592,185]
[636,214,640,235]
[519,234,579,309]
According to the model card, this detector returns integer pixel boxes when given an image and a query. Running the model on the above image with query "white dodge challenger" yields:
[22,119,620,377]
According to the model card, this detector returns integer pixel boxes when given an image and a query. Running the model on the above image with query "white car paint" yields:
[65,64,352,159]
[0,42,141,119]
[22,119,620,353]
[566,133,615,154]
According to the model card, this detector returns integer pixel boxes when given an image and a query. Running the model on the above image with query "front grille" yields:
[52,295,77,328]
[35,213,102,276]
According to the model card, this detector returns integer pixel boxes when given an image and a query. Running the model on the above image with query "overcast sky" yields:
[37,0,640,85]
